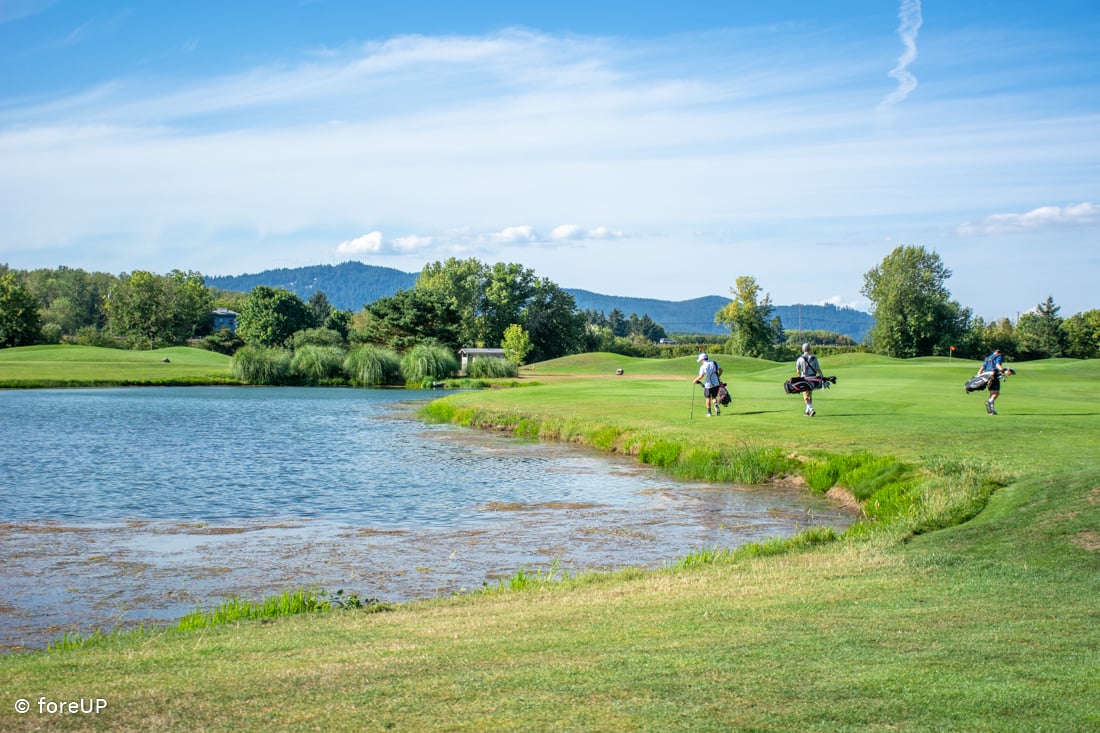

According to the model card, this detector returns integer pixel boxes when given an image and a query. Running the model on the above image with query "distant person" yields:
[693,352,722,417]
[982,348,1011,415]
[796,343,821,417]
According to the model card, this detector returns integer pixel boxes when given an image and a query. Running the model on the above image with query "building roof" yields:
[458,347,505,355]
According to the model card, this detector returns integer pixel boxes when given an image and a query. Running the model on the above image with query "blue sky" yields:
[2,1,1098,320]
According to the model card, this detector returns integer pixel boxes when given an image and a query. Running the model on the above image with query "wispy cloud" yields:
[957,202,1099,235]
[878,0,923,114]
[0,0,58,24]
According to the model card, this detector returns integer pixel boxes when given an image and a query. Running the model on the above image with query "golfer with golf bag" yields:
[693,352,723,417]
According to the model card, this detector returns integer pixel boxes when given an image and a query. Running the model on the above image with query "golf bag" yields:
[783,375,837,394]
[965,368,1014,393]
[716,382,731,406]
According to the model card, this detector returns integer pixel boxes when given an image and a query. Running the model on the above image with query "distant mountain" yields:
[567,289,874,342]
[207,262,874,341]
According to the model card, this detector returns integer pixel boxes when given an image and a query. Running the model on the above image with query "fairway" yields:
[0,345,234,387]
[1,352,1098,732]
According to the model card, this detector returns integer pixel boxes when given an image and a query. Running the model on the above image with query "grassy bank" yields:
[1,353,1098,731]
[0,344,236,387]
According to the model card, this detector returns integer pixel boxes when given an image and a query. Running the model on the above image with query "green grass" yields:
[1,351,1098,731]
[0,344,236,387]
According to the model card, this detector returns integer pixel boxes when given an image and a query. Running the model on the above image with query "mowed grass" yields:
[0,344,235,387]
[1,352,1098,731]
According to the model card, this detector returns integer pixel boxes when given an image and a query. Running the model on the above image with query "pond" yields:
[0,386,855,651]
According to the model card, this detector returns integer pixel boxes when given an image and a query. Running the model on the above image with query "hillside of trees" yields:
[206,262,417,311]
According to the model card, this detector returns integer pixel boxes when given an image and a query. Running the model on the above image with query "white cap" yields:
[802,343,811,351]
[696,352,707,362]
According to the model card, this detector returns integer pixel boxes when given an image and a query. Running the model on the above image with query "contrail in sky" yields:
[879,0,923,112]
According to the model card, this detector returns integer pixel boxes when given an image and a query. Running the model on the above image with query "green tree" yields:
[0,272,43,347]
[103,270,211,348]
[415,258,579,359]
[861,245,969,358]
[715,275,780,357]
[522,278,584,362]
[236,286,313,347]
[480,262,536,346]
[501,323,533,366]
[22,266,115,334]
[1063,309,1100,359]
[364,288,460,350]
[607,308,627,337]
[307,291,334,328]
[1015,296,1065,359]
[105,270,170,348]
[416,257,486,346]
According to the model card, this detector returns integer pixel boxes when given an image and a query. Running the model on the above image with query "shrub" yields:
[197,328,244,355]
[231,345,292,385]
[467,357,518,379]
[400,344,458,384]
[343,344,402,386]
[291,344,346,384]
[290,328,345,350]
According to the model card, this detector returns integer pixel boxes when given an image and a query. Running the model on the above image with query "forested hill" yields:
[207,262,417,310]
[207,263,874,341]
[567,291,874,341]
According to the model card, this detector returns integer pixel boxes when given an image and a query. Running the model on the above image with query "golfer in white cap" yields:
[795,343,821,416]
[693,352,722,416]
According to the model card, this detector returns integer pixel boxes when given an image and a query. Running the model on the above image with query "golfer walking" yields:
[982,348,1011,415]
[796,343,821,417]
[693,352,722,417]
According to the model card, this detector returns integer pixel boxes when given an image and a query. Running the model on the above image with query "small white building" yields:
[458,347,506,373]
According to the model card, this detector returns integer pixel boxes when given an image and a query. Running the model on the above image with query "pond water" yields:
[0,386,855,652]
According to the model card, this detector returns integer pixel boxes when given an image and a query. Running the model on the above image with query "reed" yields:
[400,344,459,384]
[343,343,401,386]
[230,344,292,385]
[290,344,346,384]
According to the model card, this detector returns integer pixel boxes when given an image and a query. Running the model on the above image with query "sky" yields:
[1,1,1098,321]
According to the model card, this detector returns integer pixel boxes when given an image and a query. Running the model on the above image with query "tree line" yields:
[3,247,1098,363]
[716,245,1099,361]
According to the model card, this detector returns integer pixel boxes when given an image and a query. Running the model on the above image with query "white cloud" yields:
[957,202,1099,236]
[391,234,433,252]
[483,225,539,244]
[550,224,623,241]
[550,224,583,240]
[335,231,383,254]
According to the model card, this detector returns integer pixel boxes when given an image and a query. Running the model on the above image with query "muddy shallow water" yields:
[0,387,855,652]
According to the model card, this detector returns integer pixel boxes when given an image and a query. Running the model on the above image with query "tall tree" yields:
[307,291,334,328]
[0,271,43,347]
[861,245,968,358]
[416,257,485,347]
[522,277,584,362]
[715,275,779,357]
[1015,296,1065,359]
[364,288,460,350]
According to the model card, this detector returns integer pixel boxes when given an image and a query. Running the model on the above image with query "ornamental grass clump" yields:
[343,344,401,386]
[467,357,517,379]
[231,344,292,385]
[290,344,346,384]
[400,344,458,384]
